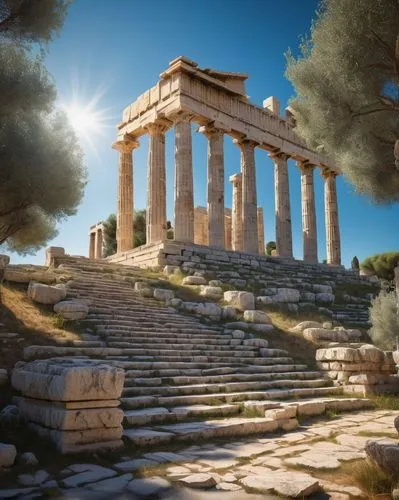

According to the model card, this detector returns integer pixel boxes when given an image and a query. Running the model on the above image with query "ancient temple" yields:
[91,56,341,267]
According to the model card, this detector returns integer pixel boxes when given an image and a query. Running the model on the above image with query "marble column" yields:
[112,137,138,253]
[257,207,265,255]
[95,229,103,260]
[237,140,258,254]
[271,152,293,258]
[200,125,225,248]
[299,161,318,263]
[323,169,341,265]
[229,173,243,251]
[224,212,232,250]
[146,122,168,244]
[89,232,95,260]
[174,115,194,242]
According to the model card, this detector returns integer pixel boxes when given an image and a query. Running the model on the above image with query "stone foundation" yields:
[316,345,398,396]
[12,358,125,453]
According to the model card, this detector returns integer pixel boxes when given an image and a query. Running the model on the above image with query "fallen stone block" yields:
[53,300,89,320]
[243,310,271,324]
[0,443,16,467]
[153,288,175,301]
[200,286,223,299]
[366,439,399,475]
[179,473,216,489]
[182,276,206,285]
[223,291,255,311]
[27,282,66,305]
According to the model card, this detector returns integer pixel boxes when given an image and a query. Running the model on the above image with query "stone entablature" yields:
[111,56,342,265]
[118,57,331,168]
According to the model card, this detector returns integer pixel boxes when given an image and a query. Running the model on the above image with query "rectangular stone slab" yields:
[12,358,125,401]
[16,397,124,430]
[28,422,123,452]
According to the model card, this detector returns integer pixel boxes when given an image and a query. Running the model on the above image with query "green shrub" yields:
[361,252,399,281]
[53,314,65,329]
[369,290,399,349]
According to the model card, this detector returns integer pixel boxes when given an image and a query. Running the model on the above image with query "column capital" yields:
[112,135,139,153]
[297,160,314,173]
[233,137,258,149]
[229,172,242,184]
[145,120,170,136]
[269,150,290,162]
[172,112,194,125]
[198,123,224,139]
[321,167,338,180]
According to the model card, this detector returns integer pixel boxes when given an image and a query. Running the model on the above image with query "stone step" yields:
[121,378,331,398]
[122,364,310,378]
[124,370,324,387]
[123,403,240,426]
[107,342,258,352]
[106,335,233,343]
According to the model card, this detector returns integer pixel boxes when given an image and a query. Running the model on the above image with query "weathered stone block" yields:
[16,397,123,430]
[53,300,89,320]
[200,286,223,299]
[153,288,175,301]
[0,443,16,467]
[27,282,66,305]
[12,358,125,402]
[243,310,271,324]
[223,291,255,311]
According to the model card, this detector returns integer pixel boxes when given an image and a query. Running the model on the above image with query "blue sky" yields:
[10,0,399,267]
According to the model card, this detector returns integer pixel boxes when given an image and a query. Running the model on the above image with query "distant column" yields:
[236,140,258,254]
[174,115,194,242]
[299,161,318,263]
[257,207,265,255]
[224,211,232,250]
[271,152,293,258]
[146,121,168,244]
[229,173,243,251]
[112,136,139,253]
[200,125,225,248]
[89,232,95,260]
[323,169,341,265]
[95,228,103,260]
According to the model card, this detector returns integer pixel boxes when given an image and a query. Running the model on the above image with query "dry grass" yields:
[0,283,81,375]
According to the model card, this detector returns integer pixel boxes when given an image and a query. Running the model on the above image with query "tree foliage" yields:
[361,252,399,281]
[285,0,399,202]
[0,0,68,46]
[0,0,86,254]
[351,256,360,270]
[102,211,174,257]
[266,241,276,256]
[369,290,399,350]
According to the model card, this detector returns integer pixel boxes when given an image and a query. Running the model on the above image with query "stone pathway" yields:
[0,409,397,498]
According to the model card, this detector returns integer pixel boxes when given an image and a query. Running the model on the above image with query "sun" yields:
[65,104,99,137]
[61,93,114,155]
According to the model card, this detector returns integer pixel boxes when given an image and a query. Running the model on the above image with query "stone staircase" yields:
[24,256,368,446]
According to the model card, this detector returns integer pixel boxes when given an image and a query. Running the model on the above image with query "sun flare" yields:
[65,104,99,136]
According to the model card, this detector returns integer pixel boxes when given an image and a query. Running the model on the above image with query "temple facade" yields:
[99,56,341,266]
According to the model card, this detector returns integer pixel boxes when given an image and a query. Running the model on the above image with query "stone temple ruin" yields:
[91,56,341,268]
[2,57,399,498]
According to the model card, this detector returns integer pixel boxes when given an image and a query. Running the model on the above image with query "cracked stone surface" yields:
[0,409,397,498]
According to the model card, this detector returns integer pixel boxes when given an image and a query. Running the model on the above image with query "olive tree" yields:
[0,0,86,254]
[286,0,399,202]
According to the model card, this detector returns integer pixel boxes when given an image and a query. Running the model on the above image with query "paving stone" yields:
[198,458,238,469]
[114,458,158,472]
[127,476,171,496]
[179,473,217,489]
[86,473,133,491]
[216,482,242,491]
[61,465,117,487]
[272,444,311,457]
[0,443,17,467]
[320,480,364,497]
[18,470,50,486]
[143,452,189,463]
[240,470,320,497]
